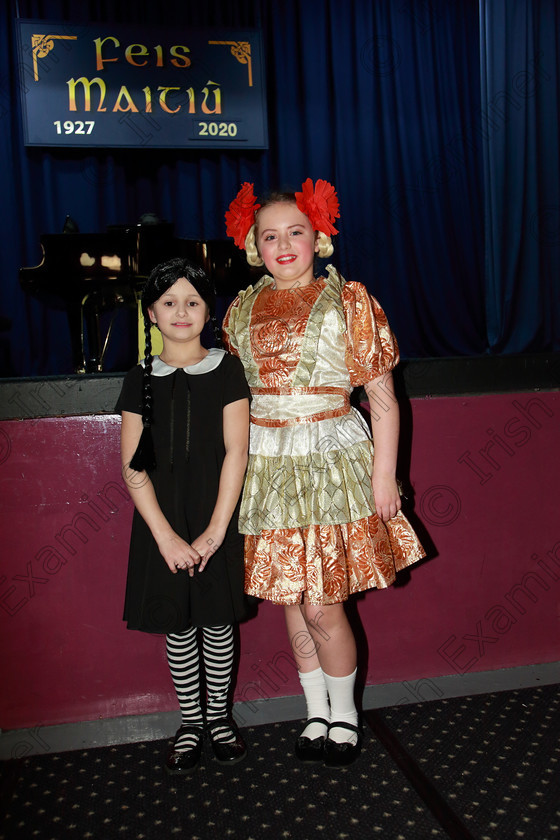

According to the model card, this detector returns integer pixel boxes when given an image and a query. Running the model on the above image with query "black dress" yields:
[116,349,250,633]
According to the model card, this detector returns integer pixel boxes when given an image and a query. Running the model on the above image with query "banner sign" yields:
[15,20,268,149]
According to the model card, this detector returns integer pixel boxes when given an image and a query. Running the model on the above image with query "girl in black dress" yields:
[117,258,250,775]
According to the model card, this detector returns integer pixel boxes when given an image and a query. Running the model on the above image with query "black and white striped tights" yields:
[166,624,236,751]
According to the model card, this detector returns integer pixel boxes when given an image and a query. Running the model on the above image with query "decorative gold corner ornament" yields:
[208,41,253,86]
[32,34,77,81]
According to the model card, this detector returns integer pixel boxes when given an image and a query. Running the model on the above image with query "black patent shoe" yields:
[295,717,329,762]
[207,718,247,765]
[165,724,204,775]
[324,721,362,768]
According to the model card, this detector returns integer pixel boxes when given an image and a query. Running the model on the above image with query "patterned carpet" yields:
[1,684,558,840]
[372,683,560,840]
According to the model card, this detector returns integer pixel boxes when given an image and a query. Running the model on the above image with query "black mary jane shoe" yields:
[207,718,247,765]
[294,717,329,763]
[324,721,362,768]
[165,724,204,776]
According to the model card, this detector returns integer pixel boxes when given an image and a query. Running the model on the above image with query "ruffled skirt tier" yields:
[244,514,425,605]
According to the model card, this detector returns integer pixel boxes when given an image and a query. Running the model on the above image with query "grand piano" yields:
[19,220,255,373]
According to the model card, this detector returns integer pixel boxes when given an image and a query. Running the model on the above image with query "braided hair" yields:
[129,257,218,472]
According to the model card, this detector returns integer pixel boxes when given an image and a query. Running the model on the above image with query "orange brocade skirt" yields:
[244,512,425,606]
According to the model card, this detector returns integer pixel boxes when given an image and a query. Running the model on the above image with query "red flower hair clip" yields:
[225,182,261,249]
[295,178,340,236]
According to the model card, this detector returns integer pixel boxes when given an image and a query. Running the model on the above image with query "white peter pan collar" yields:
[142,348,226,376]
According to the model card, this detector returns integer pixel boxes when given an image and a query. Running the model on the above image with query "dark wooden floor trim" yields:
[365,710,476,840]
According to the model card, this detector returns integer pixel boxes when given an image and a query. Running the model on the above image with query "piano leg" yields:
[82,287,138,373]
[66,299,87,374]
[82,293,103,373]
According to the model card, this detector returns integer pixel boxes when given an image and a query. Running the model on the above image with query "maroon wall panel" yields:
[1,391,558,730]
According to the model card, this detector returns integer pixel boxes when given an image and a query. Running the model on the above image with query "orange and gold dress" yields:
[223,265,424,606]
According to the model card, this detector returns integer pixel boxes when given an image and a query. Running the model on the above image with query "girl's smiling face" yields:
[148,277,209,343]
[256,201,319,288]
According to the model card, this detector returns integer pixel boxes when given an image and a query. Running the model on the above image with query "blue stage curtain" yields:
[1,0,558,375]
[480,0,560,353]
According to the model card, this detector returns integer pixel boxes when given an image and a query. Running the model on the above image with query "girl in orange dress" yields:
[223,180,424,767]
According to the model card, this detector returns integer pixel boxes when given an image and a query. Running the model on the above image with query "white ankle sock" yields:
[298,667,330,740]
[323,668,358,745]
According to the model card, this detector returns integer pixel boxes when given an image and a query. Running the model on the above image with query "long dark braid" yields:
[129,310,156,471]
[129,257,217,472]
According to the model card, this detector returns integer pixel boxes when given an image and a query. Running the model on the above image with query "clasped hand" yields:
[192,525,226,573]
[158,526,226,576]
[157,532,201,576]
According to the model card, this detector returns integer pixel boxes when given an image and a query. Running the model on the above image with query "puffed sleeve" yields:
[222,296,241,356]
[342,281,399,386]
